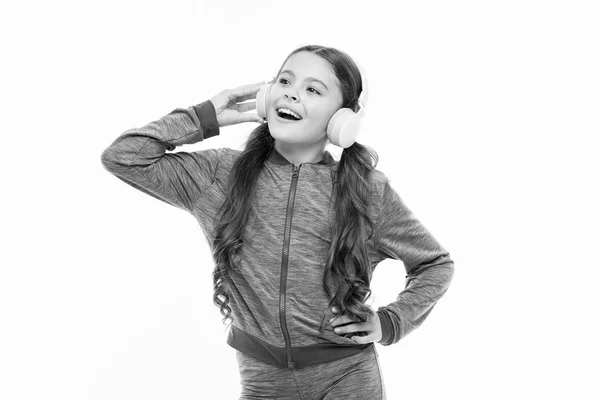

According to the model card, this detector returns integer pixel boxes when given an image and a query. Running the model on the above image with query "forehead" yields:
[280,51,339,88]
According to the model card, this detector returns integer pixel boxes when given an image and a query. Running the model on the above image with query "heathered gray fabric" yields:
[100,100,454,348]
[236,345,386,399]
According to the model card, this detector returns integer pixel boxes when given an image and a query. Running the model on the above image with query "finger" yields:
[333,320,371,334]
[333,320,358,334]
[237,112,264,124]
[329,315,349,326]
[237,101,256,113]
[236,92,258,102]
[350,333,375,344]
[230,81,266,99]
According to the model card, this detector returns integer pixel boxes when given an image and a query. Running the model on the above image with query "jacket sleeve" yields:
[374,178,454,346]
[100,100,225,214]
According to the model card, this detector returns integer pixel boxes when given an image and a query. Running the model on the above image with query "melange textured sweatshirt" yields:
[100,100,454,370]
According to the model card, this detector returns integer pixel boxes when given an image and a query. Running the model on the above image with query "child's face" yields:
[266,51,344,147]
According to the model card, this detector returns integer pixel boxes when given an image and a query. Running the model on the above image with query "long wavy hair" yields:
[211,44,379,334]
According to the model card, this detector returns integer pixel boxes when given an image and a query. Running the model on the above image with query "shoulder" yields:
[369,167,409,216]
[189,146,240,164]
[211,147,241,175]
[370,168,391,199]
[367,168,391,222]
[218,147,242,164]
[185,147,241,182]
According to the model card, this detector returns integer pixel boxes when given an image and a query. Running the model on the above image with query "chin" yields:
[269,127,304,143]
[267,113,327,145]
[270,129,328,148]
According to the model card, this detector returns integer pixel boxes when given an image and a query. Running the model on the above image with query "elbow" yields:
[100,146,115,171]
[436,251,454,288]
[411,252,455,292]
[444,258,455,290]
[101,132,135,173]
[100,145,124,174]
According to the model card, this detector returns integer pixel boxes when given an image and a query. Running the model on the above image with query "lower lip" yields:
[276,114,302,123]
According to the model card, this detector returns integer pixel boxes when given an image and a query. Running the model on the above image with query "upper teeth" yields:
[277,108,301,119]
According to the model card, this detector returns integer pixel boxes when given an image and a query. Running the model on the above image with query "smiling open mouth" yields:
[276,108,302,121]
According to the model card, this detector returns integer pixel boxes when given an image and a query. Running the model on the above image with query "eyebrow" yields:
[280,69,329,91]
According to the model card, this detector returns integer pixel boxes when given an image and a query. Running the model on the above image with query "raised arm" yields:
[100,100,226,213]
[374,179,455,346]
[100,81,265,213]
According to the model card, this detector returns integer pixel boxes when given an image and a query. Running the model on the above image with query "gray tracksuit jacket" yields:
[100,100,454,370]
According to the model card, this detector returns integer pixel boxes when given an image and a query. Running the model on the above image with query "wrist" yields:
[193,100,220,138]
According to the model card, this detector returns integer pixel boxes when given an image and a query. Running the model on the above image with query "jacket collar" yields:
[267,146,336,166]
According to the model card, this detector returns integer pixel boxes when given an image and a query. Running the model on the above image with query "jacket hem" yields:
[227,324,374,370]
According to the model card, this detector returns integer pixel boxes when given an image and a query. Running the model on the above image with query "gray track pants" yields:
[235,344,387,399]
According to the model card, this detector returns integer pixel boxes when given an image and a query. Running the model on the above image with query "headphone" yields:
[255,61,368,149]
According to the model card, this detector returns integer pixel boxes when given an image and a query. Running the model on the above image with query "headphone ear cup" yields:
[327,108,361,148]
[256,83,271,119]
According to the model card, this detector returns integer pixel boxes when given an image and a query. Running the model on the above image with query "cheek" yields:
[311,107,337,128]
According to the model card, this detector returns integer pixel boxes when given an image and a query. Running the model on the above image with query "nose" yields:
[284,92,298,101]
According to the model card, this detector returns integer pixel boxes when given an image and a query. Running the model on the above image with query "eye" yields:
[308,87,320,95]
[278,78,289,84]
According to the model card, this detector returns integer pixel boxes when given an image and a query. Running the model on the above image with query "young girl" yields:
[101,44,454,400]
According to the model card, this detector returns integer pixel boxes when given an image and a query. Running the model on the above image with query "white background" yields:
[1,0,599,399]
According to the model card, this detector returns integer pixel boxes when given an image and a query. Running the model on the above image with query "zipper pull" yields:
[292,165,300,178]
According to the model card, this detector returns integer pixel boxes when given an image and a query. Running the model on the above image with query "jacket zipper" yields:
[279,163,301,369]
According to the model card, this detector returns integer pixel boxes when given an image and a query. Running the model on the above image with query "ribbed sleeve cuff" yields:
[376,309,394,346]
[192,100,220,139]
